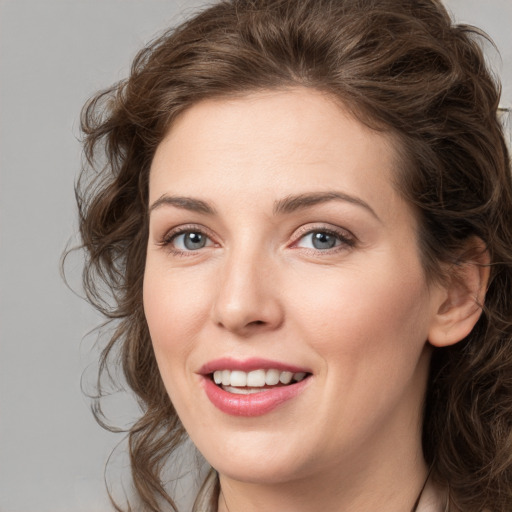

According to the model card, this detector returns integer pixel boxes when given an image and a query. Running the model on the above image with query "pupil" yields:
[184,232,205,250]
[313,232,336,250]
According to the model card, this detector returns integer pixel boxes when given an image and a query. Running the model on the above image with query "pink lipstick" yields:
[198,358,312,417]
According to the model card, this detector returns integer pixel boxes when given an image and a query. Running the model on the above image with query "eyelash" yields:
[290,225,356,253]
[159,224,216,257]
[158,224,356,256]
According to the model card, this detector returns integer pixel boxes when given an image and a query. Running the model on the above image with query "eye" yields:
[299,231,339,250]
[294,227,355,251]
[166,229,214,252]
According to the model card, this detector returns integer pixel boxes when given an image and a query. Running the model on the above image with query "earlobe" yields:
[428,241,490,348]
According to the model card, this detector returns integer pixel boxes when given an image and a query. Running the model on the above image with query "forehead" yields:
[149,88,404,221]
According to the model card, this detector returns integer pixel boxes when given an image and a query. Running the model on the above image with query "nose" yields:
[211,248,284,337]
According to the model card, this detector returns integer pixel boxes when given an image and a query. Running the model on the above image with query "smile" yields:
[199,359,312,416]
[213,368,308,392]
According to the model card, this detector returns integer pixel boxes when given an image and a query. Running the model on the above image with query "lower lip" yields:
[202,376,310,417]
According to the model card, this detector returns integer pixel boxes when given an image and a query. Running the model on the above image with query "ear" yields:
[428,239,490,348]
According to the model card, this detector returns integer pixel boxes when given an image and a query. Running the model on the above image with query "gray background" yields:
[0,1,511,511]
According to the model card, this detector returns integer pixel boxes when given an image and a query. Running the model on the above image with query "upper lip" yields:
[198,357,311,375]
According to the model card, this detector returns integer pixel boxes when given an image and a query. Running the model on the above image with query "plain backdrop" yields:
[0,1,511,511]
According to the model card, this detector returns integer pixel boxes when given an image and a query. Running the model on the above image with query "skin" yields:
[143,88,478,512]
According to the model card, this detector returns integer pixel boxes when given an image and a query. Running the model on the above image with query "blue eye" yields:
[296,229,353,251]
[171,231,212,251]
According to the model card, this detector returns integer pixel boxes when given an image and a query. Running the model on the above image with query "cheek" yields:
[289,259,432,370]
[143,262,208,374]
[285,262,433,445]
[144,254,212,328]
[143,266,208,420]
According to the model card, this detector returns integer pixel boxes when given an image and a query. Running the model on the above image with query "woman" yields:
[76,0,512,511]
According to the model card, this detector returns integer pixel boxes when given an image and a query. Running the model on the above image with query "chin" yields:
[195,431,312,485]
[214,459,305,485]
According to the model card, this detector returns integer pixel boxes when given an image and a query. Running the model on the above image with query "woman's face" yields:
[144,88,443,486]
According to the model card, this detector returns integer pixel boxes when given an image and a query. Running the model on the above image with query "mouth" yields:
[199,359,312,416]
[210,368,310,395]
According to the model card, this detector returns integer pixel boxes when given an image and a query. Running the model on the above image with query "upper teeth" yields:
[213,369,307,387]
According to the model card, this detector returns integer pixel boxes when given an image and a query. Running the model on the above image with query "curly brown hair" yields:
[76,0,512,510]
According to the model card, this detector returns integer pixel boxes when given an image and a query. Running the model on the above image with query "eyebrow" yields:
[273,191,380,220]
[149,195,217,215]
[149,190,379,220]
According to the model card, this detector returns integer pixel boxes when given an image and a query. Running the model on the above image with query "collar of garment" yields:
[415,478,449,512]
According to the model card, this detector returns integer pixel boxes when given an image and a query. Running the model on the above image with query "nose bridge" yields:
[212,236,283,334]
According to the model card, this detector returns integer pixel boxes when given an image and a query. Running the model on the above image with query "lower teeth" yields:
[222,385,282,395]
